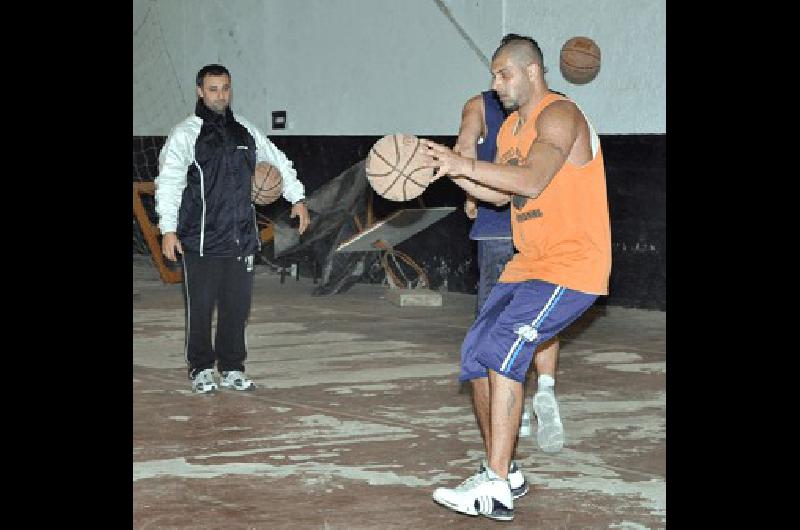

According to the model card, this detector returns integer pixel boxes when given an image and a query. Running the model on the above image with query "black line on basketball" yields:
[380,171,406,199]
[562,49,600,61]
[561,60,598,70]
[369,147,396,170]
[383,135,417,200]
[367,148,397,178]
[367,168,395,178]
[405,165,433,186]
[396,136,421,177]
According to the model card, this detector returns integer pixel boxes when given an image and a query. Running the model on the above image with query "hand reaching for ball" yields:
[420,139,471,180]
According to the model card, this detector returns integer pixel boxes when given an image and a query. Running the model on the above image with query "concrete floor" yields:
[133,256,666,529]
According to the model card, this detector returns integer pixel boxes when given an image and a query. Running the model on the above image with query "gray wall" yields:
[505,0,665,134]
[133,0,665,136]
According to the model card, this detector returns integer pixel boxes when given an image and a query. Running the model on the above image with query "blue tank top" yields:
[469,91,512,240]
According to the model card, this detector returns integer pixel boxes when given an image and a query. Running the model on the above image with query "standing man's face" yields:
[196,74,231,114]
[490,51,532,113]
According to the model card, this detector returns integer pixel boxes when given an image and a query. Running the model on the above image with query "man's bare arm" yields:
[451,171,512,206]
[454,95,482,214]
[424,100,581,202]
[453,95,483,159]
[451,94,512,205]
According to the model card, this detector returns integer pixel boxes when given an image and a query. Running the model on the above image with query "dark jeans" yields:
[181,252,254,378]
[476,238,515,316]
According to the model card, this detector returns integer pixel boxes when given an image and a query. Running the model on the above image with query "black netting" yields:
[133,136,167,254]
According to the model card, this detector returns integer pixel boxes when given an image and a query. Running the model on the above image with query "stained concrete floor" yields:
[133,256,666,529]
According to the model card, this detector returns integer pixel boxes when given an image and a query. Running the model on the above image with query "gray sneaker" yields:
[220,370,255,391]
[191,369,218,394]
[533,390,564,453]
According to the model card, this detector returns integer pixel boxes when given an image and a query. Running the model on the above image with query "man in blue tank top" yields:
[460,91,514,313]
[453,90,565,458]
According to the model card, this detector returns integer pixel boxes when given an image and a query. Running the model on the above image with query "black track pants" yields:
[181,252,254,378]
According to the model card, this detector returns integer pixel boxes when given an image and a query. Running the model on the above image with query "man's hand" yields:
[421,139,471,180]
[290,201,310,235]
[161,232,183,261]
[464,196,478,219]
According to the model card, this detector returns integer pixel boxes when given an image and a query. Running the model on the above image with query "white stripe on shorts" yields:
[499,285,564,373]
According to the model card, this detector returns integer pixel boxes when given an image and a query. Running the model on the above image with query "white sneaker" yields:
[476,460,528,499]
[220,370,255,391]
[507,461,529,499]
[191,369,218,394]
[432,467,514,521]
[533,389,564,453]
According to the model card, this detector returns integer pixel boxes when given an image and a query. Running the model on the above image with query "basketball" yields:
[560,36,601,85]
[366,133,435,202]
[251,162,282,205]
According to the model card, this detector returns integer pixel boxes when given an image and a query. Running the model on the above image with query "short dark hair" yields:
[492,33,545,69]
[196,64,231,87]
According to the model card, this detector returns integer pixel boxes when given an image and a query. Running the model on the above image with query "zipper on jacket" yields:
[193,160,206,257]
[230,143,242,255]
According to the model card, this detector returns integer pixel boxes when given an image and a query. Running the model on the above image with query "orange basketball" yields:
[251,162,282,205]
[366,133,435,202]
[560,36,601,85]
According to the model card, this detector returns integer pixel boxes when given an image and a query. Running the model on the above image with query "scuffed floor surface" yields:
[133,257,665,529]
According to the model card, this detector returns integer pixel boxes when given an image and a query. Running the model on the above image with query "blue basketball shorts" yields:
[460,279,598,383]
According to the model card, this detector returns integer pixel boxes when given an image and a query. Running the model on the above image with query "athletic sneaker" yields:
[432,467,514,521]
[220,370,255,391]
[192,368,218,394]
[475,460,528,499]
[507,461,529,498]
[533,389,564,453]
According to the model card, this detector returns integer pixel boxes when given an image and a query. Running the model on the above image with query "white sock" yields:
[485,465,505,481]
[538,374,555,391]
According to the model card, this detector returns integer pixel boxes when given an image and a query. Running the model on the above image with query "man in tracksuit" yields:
[155,64,309,394]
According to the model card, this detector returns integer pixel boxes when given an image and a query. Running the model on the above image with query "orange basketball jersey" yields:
[497,93,611,295]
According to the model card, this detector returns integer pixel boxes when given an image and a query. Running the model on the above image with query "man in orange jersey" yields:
[450,87,564,505]
[423,34,611,522]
